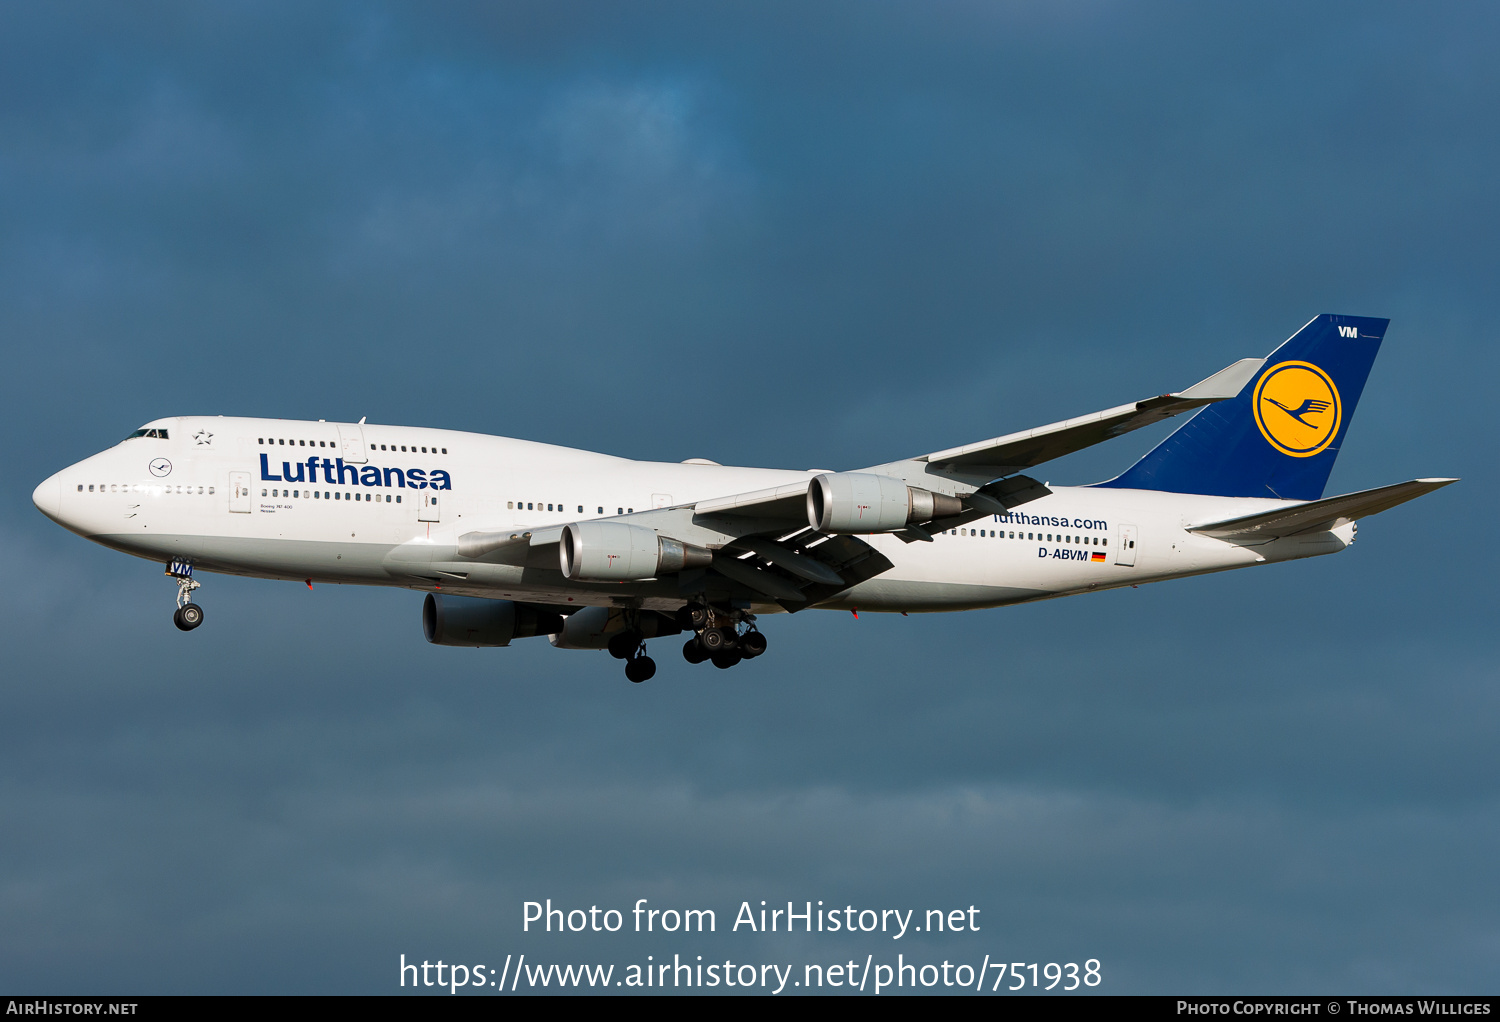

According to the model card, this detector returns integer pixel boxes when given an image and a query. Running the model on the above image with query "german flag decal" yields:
[1091,551,1106,562]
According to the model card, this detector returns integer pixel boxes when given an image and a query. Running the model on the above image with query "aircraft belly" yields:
[93,533,401,583]
[823,578,1048,612]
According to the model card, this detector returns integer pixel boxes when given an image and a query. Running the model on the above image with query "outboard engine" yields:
[807,472,964,533]
[422,594,565,647]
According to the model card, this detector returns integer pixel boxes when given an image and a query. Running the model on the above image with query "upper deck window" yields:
[125,428,169,440]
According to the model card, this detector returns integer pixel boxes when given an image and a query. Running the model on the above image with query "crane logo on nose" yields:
[1252,361,1342,458]
[149,458,173,477]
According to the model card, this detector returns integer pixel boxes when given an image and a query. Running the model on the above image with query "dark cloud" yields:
[1,1,1495,993]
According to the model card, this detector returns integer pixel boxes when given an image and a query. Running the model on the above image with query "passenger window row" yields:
[372,443,447,454]
[507,502,634,514]
[262,489,401,503]
[258,437,448,454]
[945,528,1108,547]
[81,484,213,495]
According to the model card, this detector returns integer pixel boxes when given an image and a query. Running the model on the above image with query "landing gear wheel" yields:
[608,631,642,660]
[676,606,710,631]
[700,627,735,653]
[625,656,657,683]
[682,638,708,664]
[173,604,204,631]
[740,631,767,658]
[711,650,742,670]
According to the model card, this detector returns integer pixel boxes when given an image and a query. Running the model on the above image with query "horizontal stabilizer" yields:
[1189,478,1457,540]
[912,358,1264,479]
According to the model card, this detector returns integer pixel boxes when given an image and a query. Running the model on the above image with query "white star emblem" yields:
[193,430,214,446]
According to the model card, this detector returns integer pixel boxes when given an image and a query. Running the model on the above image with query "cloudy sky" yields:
[2,1,1496,994]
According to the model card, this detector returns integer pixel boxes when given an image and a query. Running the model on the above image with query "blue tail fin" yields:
[1096,314,1387,500]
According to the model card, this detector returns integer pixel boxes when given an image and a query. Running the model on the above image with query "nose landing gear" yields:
[167,558,203,631]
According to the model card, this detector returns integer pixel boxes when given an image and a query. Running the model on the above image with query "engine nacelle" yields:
[807,472,964,533]
[548,605,682,650]
[559,521,712,581]
[422,594,564,647]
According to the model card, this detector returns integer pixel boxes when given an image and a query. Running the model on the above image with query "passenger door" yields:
[1116,524,1138,566]
[417,491,441,523]
[229,472,252,513]
[338,424,367,464]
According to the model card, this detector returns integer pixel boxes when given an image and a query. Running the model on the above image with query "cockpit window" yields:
[124,428,169,440]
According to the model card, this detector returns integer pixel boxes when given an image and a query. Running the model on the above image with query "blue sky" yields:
[1,2,1496,993]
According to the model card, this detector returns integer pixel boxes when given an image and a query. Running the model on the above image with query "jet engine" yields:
[422,594,565,647]
[806,472,964,533]
[559,521,713,581]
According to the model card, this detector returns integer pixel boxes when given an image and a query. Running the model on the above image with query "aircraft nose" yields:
[32,472,62,522]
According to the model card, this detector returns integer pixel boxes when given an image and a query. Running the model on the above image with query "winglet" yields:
[1176,358,1264,400]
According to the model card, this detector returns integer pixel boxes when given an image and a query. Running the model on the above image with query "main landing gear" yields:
[166,558,204,632]
[607,630,657,683]
[606,604,766,682]
[678,604,767,670]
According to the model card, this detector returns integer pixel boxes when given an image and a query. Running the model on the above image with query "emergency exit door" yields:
[418,492,441,522]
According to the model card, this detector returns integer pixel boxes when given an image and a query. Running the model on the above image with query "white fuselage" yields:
[32,415,1354,616]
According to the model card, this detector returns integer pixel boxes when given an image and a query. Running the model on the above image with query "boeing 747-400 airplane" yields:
[32,315,1454,681]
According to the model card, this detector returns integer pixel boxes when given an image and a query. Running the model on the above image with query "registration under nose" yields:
[31,473,62,522]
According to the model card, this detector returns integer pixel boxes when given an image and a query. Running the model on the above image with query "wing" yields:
[1188,478,1457,540]
[451,501,900,610]
[449,468,1052,608]
[870,357,1265,484]
[442,357,1263,606]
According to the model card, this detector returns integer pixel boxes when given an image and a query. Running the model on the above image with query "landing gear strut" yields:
[167,559,203,632]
